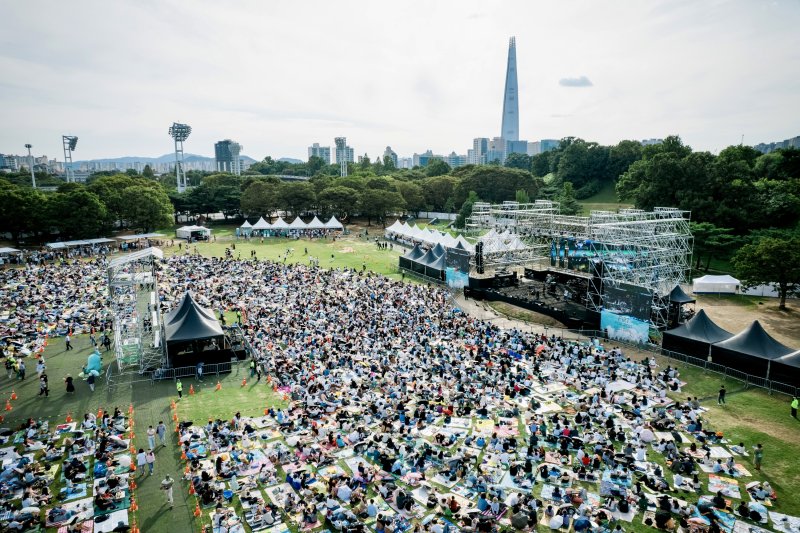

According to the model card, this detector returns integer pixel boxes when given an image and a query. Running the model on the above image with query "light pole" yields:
[168,123,192,193]
[25,144,35,188]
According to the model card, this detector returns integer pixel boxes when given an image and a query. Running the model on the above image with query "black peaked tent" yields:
[165,292,225,366]
[430,243,447,258]
[413,249,436,275]
[425,253,447,281]
[400,244,423,270]
[710,320,796,377]
[668,285,695,304]
[768,351,800,384]
[662,309,732,357]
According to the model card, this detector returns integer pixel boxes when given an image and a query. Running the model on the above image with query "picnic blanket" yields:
[708,474,741,499]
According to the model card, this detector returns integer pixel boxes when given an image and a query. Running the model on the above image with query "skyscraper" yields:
[215,139,243,175]
[308,143,331,164]
[500,36,519,142]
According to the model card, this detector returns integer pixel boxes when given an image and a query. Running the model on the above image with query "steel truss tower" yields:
[169,122,192,192]
[62,135,78,182]
[335,137,348,177]
[466,202,692,328]
[107,248,165,380]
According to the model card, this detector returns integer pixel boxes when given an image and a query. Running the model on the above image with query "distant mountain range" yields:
[74,153,259,165]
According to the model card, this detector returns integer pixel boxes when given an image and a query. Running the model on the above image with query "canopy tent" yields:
[240,220,252,228]
[425,253,447,281]
[693,274,740,294]
[288,217,307,230]
[251,217,271,230]
[669,285,696,304]
[117,233,165,240]
[662,309,733,357]
[386,220,403,233]
[768,350,800,383]
[164,294,223,341]
[430,243,447,258]
[307,216,325,229]
[176,225,211,240]
[271,217,289,230]
[399,244,424,270]
[0,247,21,255]
[324,216,344,230]
[710,320,796,376]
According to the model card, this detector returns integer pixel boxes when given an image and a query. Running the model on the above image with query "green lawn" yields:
[578,181,633,214]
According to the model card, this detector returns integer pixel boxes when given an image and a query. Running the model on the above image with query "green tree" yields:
[395,181,426,215]
[452,166,540,206]
[515,189,530,204]
[732,234,800,309]
[0,182,48,242]
[383,155,396,170]
[689,222,737,270]
[87,174,137,228]
[240,181,282,218]
[359,189,405,226]
[557,182,582,216]
[359,154,371,171]
[279,182,316,216]
[505,153,532,171]
[142,164,154,179]
[47,189,108,239]
[425,159,451,177]
[120,185,174,232]
[306,155,326,176]
[454,191,480,229]
[421,175,457,212]
[318,186,360,218]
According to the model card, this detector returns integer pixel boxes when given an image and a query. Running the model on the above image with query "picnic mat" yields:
[708,474,741,499]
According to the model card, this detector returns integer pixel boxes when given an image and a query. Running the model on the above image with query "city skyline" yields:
[2,1,799,162]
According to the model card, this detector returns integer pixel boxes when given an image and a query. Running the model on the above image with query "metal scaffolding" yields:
[107,248,165,376]
[466,202,692,328]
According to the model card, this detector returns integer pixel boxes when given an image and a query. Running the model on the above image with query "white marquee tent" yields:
[692,274,740,294]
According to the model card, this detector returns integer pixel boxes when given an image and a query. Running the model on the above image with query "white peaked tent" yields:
[289,216,307,230]
[440,233,458,248]
[239,220,253,235]
[240,220,252,229]
[307,216,325,229]
[252,217,271,230]
[271,217,289,230]
[386,220,403,233]
[325,216,344,230]
[693,274,740,294]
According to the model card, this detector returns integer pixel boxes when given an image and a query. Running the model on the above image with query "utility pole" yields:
[25,144,35,188]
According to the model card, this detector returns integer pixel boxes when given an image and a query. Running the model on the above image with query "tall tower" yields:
[500,36,519,142]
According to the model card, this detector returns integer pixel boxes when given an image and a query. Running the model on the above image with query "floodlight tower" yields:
[24,144,36,188]
[168,122,192,192]
[62,135,78,182]
[335,137,348,177]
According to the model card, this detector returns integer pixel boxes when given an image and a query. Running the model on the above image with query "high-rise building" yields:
[334,138,354,164]
[540,139,560,153]
[640,138,664,147]
[486,137,507,164]
[215,139,243,175]
[383,146,398,167]
[308,143,331,164]
[398,157,413,169]
[413,150,443,167]
[444,152,467,168]
[753,135,800,154]
[469,138,489,165]
[501,36,519,142]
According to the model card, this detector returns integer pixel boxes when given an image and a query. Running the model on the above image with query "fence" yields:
[558,328,798,397]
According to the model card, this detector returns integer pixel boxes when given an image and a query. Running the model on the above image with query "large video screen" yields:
[603,282,652,321]
[601,311,649,344]
[445,248,471,288]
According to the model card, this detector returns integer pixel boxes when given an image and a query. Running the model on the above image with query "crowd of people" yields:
[0,249,793,533]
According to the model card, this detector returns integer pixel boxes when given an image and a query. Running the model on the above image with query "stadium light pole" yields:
[25,144,35,188]
[62,135,79,182]
[168,122,192,193]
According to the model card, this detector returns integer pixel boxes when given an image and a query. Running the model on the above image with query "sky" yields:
[1,0,799,162]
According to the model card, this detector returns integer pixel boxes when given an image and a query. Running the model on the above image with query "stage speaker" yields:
[475,242,484,274]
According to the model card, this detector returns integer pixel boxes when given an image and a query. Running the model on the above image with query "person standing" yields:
[157,421,167,446]
[161,474,174,508]
[791,397,798,419]
[87,372,95,392]
[176,379,183,399]
[89,333,97,347]
[145,449,155,475]
[38,374,49,397]
[17,360,25,380]
[64,374,75,394]
[36,359,46,378]
[147,425,156,450]
[65,334,73,351]
[136,448,147,477]
[196,363,203,382]
[718,386,726,405]
[753,444,764,471]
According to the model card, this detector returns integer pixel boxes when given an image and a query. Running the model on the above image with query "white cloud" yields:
[1,0,799,161]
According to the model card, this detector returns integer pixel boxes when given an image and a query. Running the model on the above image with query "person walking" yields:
[161,474,174,509]
[17,360,25,380]
[36,359,46,378]
[136,448,147,477]
[753,444,764,471]
[792,397,798,419]
[102,335,111,352]
[157,421,167,446]
[718,386,726,405]
[196,363,204,382]
[145,449,155,475]
[147,425,156,450]
[250,359,256,377]
[38,373,49,397]
[65,334,74,351]
[176,379,183,399]
[87,373,95,392]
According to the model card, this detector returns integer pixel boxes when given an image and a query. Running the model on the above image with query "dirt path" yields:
[695,295,800,347]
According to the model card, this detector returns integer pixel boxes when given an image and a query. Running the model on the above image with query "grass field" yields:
[578,181,633,214]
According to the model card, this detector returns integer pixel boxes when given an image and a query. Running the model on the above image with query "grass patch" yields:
[578,181,633,214]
